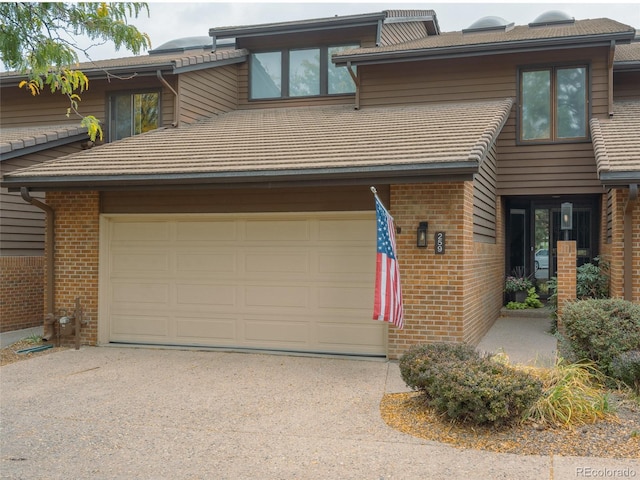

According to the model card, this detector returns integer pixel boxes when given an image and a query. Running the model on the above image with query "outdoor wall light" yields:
[561,202,573,240]
[417,221,428,248]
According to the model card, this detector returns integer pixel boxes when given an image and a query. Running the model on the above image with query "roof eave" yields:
[209,12,386,39]
[335,32,636,66]
[3,162,478,192]
[1,132,90,161]
[600,172,640,187]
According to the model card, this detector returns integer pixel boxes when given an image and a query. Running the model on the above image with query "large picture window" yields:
[109,91,160,142]
[519,65,588,142]
[250,44,357,100]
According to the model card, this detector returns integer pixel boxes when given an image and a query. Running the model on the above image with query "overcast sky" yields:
[76,1,639,62]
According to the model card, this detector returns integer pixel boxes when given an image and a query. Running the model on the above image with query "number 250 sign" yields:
[435,232,445,254]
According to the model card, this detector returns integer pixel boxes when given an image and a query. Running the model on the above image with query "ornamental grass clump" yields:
[523,360,613,428]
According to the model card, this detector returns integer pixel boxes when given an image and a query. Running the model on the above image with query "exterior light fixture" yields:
[561,202,573,240]
[417,222,428,248]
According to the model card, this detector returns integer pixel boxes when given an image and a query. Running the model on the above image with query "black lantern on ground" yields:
[417,222,428,248]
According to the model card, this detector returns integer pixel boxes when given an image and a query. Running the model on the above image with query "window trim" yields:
[107,89,162,143]
[516,62,591,145]
[249,43,358,101]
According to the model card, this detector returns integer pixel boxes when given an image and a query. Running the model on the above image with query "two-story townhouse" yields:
[1,9,638,359]
[0,38,246,331]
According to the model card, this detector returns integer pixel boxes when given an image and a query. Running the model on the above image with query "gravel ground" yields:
[381,391,640,459]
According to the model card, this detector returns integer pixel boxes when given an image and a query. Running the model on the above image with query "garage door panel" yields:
[245,252,310,274]
[316,321,385,349]
[245,219,309,241]
[175,317,237,341]
[176,252,237,273]
[112,253,170,273]
[317,286,372,310]
[244,285,309,308]
[105,212,386,356]
[112,282,170,305]
[111,314,170,337]
[243,318,309,345]
[176,284,237,307]
[113,222,170,242]
[176,220,237,241]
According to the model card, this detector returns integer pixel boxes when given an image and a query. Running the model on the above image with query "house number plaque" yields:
[435,232,445,254]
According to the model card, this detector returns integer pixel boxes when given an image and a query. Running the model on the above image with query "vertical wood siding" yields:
[358,47,610,196]
[178,65,238,124]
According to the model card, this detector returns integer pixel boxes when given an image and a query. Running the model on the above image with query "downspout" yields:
[607,40,615,117]
[346,61,360,110]
[156,70,179,127]
[623,183,638,301]
[20,187,55,321]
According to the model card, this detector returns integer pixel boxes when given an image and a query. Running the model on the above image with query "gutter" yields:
[623,183,638,301]
[20,187,55,321]
[157,70,179,127]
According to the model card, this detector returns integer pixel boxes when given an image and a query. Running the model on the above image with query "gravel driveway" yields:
[1,347,636,479]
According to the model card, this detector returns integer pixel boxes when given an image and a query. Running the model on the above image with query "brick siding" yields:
[387,182,503,359]
[47,191,100,346]
[0,256,45,332]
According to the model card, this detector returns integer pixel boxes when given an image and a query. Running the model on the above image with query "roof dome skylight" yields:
[149,36,213,55]
[463,16,514,34]
[529,10,575,27]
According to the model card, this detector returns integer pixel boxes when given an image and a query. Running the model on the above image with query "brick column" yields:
[556,240,576,334]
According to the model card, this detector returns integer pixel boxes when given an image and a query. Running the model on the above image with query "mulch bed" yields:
[0,339,67,367]
[381,391,640,458]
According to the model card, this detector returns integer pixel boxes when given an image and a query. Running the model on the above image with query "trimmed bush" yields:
[399,343,479,394]
[399,343,542,426]
[611,350,640,394]
[561,299,640,377]
[427,359,542,426]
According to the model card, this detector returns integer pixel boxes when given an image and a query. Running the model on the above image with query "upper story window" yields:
[108,91,160,142]
[519,65,588,143]
[250,44,358,100]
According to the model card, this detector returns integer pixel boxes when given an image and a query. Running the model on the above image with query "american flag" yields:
[373,194,404,329]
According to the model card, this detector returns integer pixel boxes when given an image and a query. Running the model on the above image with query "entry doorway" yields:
[506,196,600,298]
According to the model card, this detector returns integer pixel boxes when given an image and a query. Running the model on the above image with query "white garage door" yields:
[102,212,386,356]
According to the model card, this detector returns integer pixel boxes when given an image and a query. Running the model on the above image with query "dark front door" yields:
[506,196,600,297]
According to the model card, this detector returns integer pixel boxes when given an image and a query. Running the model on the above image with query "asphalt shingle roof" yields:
[590,101,640,185]
[2,99,513,188]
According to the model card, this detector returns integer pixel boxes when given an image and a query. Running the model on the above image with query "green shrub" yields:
[399,343,542,426]
[399,342,479,393]
[428,358,542,427]
[576,258,609,299]
[561,299,640,377]
[611,350,640,394]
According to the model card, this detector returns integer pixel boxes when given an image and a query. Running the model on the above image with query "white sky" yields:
[80,1,639,62]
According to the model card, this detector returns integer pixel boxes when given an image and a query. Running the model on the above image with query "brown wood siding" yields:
[101,185,388,214]
[613,71,640,101]
[0,75,176,131]
[358,47,609,196]
[1,141,87,255]
[474,144,497,243]
[237,28,376,109]
[178,65,238,124]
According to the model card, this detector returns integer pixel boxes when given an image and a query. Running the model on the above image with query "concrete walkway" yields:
[0,325,43,349]
[476,307,558,367]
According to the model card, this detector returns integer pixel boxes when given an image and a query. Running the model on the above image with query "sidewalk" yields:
[0,325,43,349]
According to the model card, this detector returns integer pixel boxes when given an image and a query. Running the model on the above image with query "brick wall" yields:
[556,241,577,333]
[47,191,100,346]
[0,256,45,332]
[387,182,503,359]
[602,188,640,302]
